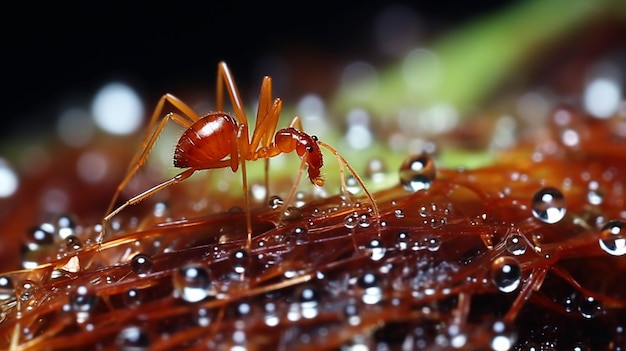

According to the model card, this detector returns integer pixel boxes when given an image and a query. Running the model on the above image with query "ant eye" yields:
[306,146,314,153]
[312,135,319,141]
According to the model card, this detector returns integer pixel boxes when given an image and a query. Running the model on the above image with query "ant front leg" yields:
[99,95,200,244]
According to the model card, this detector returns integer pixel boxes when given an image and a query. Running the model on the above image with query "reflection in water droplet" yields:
[344,213,358,229]
[531,187,566,224]
[269,195,284,209]
[231,249,249,275]
[491,257,521,293]
[0,276,14,300]
[366,158,387,183]
[399,153,436,192]
[599,220,626,256]
[173,265,215,303]
[345,175,361,195]
[505,234,527,255]
[578,295,602,319]
[70,285,97,324]
[130,254,153,277]
[0,159,19,198]
[365,239,386,261]
[491,320,516,351]
[358,272,383,305]
[116,326,151,351]
[396,232,412,251]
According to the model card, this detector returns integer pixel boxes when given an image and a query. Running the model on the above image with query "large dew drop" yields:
[399,153,436,192]
[531,187,566,224]
[598,220,626,256]
[490,257,521,293]
[173,265,215,303]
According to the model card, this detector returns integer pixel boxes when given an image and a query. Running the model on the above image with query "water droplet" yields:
[491,257,521,293]
[285,227,310,246]
[366,158,387,183]
[345,175,361,195]
[425,236,441,251]
[505,234,527,255]
[344,213,359,229]
[69,285,97,324]
[0,276,14,300]
[491,320,516,351]
[130,253,153,277]
[18,280,38,301]
[599,220,626,256]
[365,239,386,261]
[123,288,144,308]
[54,214,78,240]
[153,201,169,217]
[358,272,383,304]
[394,208,405,219]
[396,232,412,250]
[358,213,373,228]
[269,195,284,209]
[296,286,321,319]
[173,264,215,303]
[531,187,566,224]
[578,295,602,319]
[263,302,280,327]
[195,308,213,327]
[399,153,436,192]
[344,300,361,325]
[23,223,55,252]
[116,326,151,351]
[65,235,82,251]
[231,249,249,275]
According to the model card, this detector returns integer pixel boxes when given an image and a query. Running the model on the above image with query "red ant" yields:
[97,62,379,250]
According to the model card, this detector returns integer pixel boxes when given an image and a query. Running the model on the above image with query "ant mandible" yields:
[97,62,379,250]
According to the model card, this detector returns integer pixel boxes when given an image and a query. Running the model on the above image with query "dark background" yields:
[1,1,516,141]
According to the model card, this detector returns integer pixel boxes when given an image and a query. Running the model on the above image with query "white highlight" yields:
[92,82,144,135]
[0,160,18,198]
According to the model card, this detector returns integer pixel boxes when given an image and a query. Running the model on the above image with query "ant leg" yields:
[216,61,248,129]
[99,112,195,244]
[316,140,381,232]
[106,95,200,216]
[101,168,197,242]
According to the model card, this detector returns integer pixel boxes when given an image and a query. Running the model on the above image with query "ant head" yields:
[275,128,325,186]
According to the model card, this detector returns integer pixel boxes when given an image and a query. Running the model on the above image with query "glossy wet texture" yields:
[1,104,626,350]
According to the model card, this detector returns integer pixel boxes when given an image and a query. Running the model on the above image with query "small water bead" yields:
[366,158,387,183]
[268,195,284,209]
[231,249,249,275]
[65,235,82,251]
[531,187,566,224]
[123,288,144,308]
[598,220,626,256]
[18,280,38,301]
[172,264,215,303]
[130,253,153,277]
[396,232,412,250]
[425,236,441,252]
[394,208,405,219]
[505,234,527,255]
[195,308,213,327]
[69,285,97,323]
[490,257,522,293]
[344,213,359,229]
[358,212,373,228]
[54,214,78,240]
[578,295,602,319]
[491,320,516,351]
[296,286,321,319]
[358,272,383,305]
[345,175,361,195]
[399,153,436,192]
[0,276,14,300]
[24,223,55,252]
[365,239,386,261]
[116,326,151,351]
[285,227,310,246]
[344,300,361,325]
